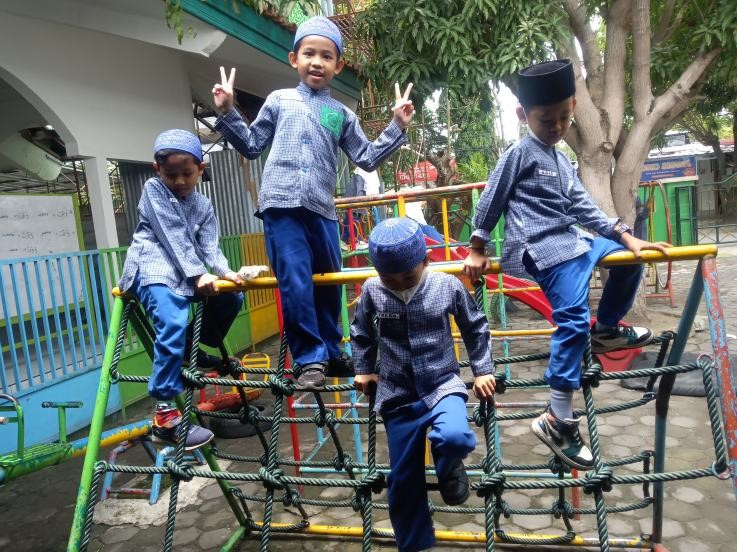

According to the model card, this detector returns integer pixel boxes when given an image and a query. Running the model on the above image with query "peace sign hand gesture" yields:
[392,82,415,130]
[212,66,236,115]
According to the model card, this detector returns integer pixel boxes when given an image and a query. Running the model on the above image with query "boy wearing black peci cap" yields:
[463,60,670,470]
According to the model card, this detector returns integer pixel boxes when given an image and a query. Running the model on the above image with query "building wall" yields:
[0,11,194,162]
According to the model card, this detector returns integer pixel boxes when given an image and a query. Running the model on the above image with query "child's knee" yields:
[436,425,476,454]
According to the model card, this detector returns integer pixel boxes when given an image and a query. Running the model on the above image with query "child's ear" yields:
[288,50,298,69]
[198,162,206,176]
[515,105,527,123]
[423,255,430,266]
[152,162,160,172]
[334,58,345,75]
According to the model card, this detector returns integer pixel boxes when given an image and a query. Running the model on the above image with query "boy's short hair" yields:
[369,217,427,274]
[153,129,203,164]
[293,16,343,56]
[517,59,575,108]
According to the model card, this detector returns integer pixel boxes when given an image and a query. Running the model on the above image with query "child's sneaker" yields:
[295,361,327,389]
[590,324,653,353]
[531,407,594,471]
[326,352,354,378]
[152,403,214,452]
[437,458,470,506]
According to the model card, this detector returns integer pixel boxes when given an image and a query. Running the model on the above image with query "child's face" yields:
[378,257,428,291]
[516,96,576,147]
[288,35,345,90]
[154,153,205,199]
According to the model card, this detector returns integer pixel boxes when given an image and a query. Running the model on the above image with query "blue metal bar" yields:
[0,266,21,392]
[9,263,34,388]
[652,259,704,543]
[66,255,89,370]
[78,255,99,364]
[34,259,57,378]
[21,261,46,384]
[45,258,70,375]
[86,254,106,360]
[56,257,80,372]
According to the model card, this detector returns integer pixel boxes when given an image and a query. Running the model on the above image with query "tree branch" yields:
[562,0,603,101]
[652,0,685,46]
[632,0,654,121]
[602,0,631,142]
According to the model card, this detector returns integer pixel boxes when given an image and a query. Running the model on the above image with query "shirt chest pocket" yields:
[377,312,406,340]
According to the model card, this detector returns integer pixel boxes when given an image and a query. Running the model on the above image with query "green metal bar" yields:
[651,260,703,544]
[220,525,248,551]
[67,296,125,552]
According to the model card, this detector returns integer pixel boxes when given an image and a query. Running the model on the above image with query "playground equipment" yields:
[0,392,150,485]
[66,242,735,552]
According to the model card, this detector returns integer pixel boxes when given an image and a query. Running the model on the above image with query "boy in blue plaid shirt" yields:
[119,129,245,451]
[213,16,415,389]
[352,217,496,552]
[463,60,670,470]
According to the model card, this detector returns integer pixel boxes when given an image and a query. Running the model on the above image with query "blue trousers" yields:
[384,394,476,552]
[525,237,643,391]
[262,207,343,365]
[131,276,243,400]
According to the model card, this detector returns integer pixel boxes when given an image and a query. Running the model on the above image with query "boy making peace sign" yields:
[213,17,414,388]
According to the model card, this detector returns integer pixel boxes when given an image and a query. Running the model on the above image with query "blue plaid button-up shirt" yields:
[472,135,623,278]
[215,83,406,221]
[351,271,494,414]
[119,178,231,297]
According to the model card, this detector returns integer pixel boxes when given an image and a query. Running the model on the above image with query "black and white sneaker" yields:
[590,324,653,353]
[531,407,594,471]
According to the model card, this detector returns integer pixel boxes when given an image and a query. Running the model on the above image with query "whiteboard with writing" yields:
[0,194,85,318]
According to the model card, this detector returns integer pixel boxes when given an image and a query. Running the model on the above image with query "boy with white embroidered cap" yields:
[463,59,670,470]
[213,16,415,389]
[351,217,496,552]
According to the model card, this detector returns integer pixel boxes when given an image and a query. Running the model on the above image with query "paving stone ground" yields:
[2,245,736,551]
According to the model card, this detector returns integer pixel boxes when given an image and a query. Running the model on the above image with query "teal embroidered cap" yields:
[369,217,427,274]
[294,16,343,56]
[154,129,203,163]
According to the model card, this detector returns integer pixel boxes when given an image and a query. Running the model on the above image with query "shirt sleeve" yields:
[564,162,619,238]
[214,95,278,159]
[139,182,207,279]
[472,145,523,243]
[350,286,379,375]
[197,202,231,277]
[451,278,494,377]
[340,111,407,172]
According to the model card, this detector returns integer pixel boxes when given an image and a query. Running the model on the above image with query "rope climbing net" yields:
[67,250,737,552]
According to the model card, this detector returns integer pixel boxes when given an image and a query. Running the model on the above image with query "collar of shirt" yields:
[297,82,331,97]
[384,268,428,304]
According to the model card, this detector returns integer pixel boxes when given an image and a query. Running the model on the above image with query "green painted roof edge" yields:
[181,0,361,100]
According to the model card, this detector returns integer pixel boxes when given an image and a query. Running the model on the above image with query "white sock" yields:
[550,389,574,420]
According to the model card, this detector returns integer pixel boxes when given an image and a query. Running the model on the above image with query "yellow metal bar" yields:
[489,286,542,294]
[250,522,649,548]
[397,195,406,217]
[441,197,451,261]
[451,328,556,339]
[335,181,487,209]
[209,244,719,294]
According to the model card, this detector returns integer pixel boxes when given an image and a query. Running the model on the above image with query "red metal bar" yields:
[701,256,737,502]
[275,291,302,478]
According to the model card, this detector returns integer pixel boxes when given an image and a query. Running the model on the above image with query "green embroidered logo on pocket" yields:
[320,105,344,138]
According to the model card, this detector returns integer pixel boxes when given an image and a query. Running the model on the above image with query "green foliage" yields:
[456,152,491,183]
[163,0,313,43]
[361,0,568,102]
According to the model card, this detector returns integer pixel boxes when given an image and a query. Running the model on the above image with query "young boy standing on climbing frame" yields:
[118,129,245,451]
[212,16,415,389]
[352,217,496,552]
[463,59,670,470]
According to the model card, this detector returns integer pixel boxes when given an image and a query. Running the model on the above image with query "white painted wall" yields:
[0,10,195,162]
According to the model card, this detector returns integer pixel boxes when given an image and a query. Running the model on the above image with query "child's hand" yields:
[222,271,244,286]
[462,249,491,283]
[212,66,235,115]
[473,374,496,401]
[196,273,219,296]
[354,374,379,397]
[392,82,415,130]
[620,233,672,258]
